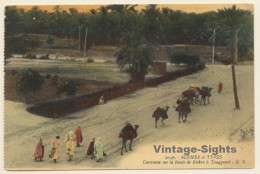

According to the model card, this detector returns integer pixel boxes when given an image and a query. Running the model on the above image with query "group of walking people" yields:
[33,125,105,163]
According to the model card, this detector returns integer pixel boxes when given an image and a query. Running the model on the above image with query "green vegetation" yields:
[24,53,37,59]
[5,35,40,59]
[17,69,44,95]
[58,80,80,96]
[217,5,253,63]
[4,5,253,65]
[39,53,50,60]
[116,32,154,82]
[5,5,253,49]
[46,36,55,44]
[86,57,94,63]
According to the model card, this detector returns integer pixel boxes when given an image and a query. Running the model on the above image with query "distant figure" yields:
[64,131,75,143]
[49,136,61,163]
[99,95,106,104]
[66,137,75,161]
[33,138,44,161]
[75,126,83,147]
[218,82,223,94]
[86,138,95,159]
[94,137,104,162]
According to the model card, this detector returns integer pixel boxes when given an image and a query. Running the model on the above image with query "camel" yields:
[119,124,139,155]
[199,86,212,105]
[189,86,200,103]
[177,105,189,123]
[173,96,191,123]
[152,106,169,128]
[182,86,200,105]
[182,90,194,105]
[174,98,191,123]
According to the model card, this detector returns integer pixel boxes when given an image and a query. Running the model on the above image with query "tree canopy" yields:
[5,5,253,47]
[116,31,154,82]
[217,5,253,62]
[5,4,253,61]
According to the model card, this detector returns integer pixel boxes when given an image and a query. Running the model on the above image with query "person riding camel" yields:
[120,122,137,138]
[175,95,191,113]
[121,122,133,131]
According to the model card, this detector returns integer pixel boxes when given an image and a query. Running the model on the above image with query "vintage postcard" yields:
[2,1,257,171]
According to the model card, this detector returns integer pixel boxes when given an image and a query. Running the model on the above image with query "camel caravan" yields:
[33,85,214,163]
[153,85,213,126]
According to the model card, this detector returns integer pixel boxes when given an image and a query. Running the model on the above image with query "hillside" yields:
[13,34,233,64]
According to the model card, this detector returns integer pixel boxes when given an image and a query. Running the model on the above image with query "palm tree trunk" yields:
[84,28,88,57]
[78,25,81,51]
[231,29,240,109]
[234,29,238,64]
[231,64,240,109]
[83,27,88,80]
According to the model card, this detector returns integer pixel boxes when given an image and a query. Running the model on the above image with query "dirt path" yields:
[4,64,254,170]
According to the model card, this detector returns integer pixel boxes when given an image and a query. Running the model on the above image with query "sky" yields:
[15,4,254,13]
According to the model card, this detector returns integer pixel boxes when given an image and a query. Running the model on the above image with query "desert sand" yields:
[4,64,254,170]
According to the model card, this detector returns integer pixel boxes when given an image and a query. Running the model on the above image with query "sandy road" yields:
[4,64,254,170]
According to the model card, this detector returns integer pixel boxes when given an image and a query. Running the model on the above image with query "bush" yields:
[58,80,80,97]
[17,69,44,95]
[86,57,94,63]
[11,69,18,75]
[169,52,200,66]
[104,59,115,63]
[24,53,37,59]
[5,35,41,56]
[39,53,50,60]
[46,74,51,78]
[51,75,58,86]
[46,36,54,44]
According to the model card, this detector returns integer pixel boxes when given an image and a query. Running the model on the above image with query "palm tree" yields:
[98,6,108,16]
[89,9,97,15]
[116,32,154,83]
[161,7,173,15]
[68,8,78,15]
[217,5,252,109]
[106,4,138,34]
[217,5,252,64]
[141,5,161,44]
[106,4,138,14]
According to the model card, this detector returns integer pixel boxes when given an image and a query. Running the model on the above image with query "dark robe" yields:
[86,141,95,156]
